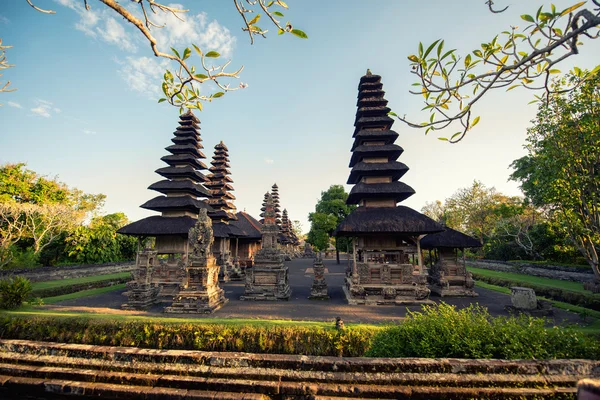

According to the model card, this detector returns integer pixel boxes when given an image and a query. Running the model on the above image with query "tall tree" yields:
[510,72,600,289]
[307,185,355,263]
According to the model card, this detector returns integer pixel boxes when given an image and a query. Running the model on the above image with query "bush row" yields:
[32,277,130,299]
[0,316,376,357]
[366,304,599,360]
[472,273,600,311]
[1,303,598,359]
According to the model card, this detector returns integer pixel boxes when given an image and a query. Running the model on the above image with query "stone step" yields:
[0,340,593,399]
[0,354,585,389]
[2,339,597,375]
[0,375,268,399]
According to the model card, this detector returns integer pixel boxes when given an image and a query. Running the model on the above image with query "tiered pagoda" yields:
[241,193,291,301]
[421,227,481,297]
[260,183,282,226]
[119,111,215,305]
[335,70,443,305]
[280,209,293,253]
[205,141,240,281]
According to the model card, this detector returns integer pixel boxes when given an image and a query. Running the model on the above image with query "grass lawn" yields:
[2,305,379,328]
[476,281,600,334]
[41,283,127,304]
[31,272,132,291]
[467,266,594,295]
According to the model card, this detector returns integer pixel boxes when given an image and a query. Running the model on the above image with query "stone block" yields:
[510,287,537,310]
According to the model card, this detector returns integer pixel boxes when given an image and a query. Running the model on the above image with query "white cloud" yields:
[7,101,22,109]
[264,158,274,164]
[55,1,236,97]
[0,14,9,24]
[30,99,59,118]
[54,0,136,51]
[117,56,169,98]
[83,129,96,135]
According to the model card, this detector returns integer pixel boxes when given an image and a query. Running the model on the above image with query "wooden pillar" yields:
[462,247,466,267]
[416,235,425,275]
[352,238,357,277]
[235,238,239,259]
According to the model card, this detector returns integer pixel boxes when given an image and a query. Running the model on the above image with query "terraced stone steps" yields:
[0,339,597,399]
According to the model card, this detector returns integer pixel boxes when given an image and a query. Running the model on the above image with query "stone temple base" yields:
[309,258,329,300]
[164,257,228,314]
[343,277,433,306]
[429,284,478,298]
[122,283,160,310]
[241,249,291,301]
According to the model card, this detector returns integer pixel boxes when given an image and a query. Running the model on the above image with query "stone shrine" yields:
[421,227,480,297]
[241,193,291,301]
[309,253,329,300]
[121,250,160,310]
[335,70,443,305]
[165,209,228,313]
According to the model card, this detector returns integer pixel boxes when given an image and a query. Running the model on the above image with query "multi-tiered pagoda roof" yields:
[118,111,214,236]
[336,71,442,235]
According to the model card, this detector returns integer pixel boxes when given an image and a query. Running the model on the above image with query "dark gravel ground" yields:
[54,257,584,325]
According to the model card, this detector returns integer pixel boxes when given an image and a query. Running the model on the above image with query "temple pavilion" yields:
[421,227,481,297]
[118,110,214,298]
[335,70,444,305]
[230,211,263,268]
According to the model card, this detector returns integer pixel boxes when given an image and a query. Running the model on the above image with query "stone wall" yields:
[468,259,594,283]
[0,262,135,282]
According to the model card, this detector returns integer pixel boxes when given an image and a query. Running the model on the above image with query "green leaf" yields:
[205,51,220,58]
[248,14,261,25]
[450,132,462,140]
[438,137,449,141]
[182,47,191,60]
[548,69,561,74]
[290,29,308,39]
[464,54,472,67]
[273,11,284,17]
[560,2,585,16]
[423,39,440,59]
[507,84,520,91]
[278,29,285,35]
[520,14,535,23]
[277,0,288,8]
[194,74,209,79]
[213,92,225,98]
[471,116,480,127]
[158,98,166,103]
[388,111,398,117]
[171,47,181,59]
[589,64,600,76]
[192,44,202,56]
[407,54,419,63]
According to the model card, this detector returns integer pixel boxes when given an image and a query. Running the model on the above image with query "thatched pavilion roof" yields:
[421,227,482,249]
[335,206,444,236]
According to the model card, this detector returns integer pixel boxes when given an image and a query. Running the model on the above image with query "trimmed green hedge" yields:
[0,316,376,357]
[1,304,598,359]
[472,273,600,311]
[367,304,600,360]
[32,277,130,299]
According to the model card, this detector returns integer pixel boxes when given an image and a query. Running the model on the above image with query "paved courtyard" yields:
[53,257,583,325]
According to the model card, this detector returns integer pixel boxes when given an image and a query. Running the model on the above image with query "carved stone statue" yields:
[188,209,214,260]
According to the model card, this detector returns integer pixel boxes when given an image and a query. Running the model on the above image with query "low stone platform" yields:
[0,339,596,399]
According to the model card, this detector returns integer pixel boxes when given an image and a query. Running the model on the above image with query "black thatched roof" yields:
[349,144,403,167]
[347,181,415,204]
[165,144,205,158]
[231,212,263,239]
[354,115,394,133]
[180,110,200,122]
[227,223,246,237]
[148,179,211,198]
[352,128,398,141]
[155,165,208,182]
[117,215,197,236]
[335,206,444,236]
[421,227,482,249]
[358,89,385,100]
[140,195,213,213]
[347,161,409,184]
[212,222,231,238]
[356,106,391,118]
[358,80,383,90]
[357,97,388,108]
[160,154,207,170]
[171,136,203,148]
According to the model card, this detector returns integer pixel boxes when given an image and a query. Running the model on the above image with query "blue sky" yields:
[1,0,599,232]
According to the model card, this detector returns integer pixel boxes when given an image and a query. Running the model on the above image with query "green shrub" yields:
[32,277,130,298]
[366,303,600,360]
[0,316,376,357]
[0,277,32,309]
